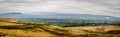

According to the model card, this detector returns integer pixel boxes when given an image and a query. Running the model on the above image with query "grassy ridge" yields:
[0,18,120,37]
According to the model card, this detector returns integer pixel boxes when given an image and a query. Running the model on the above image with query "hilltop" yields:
[0,18,120,37]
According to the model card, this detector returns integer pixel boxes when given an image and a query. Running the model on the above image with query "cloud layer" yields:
[0,0,120,17]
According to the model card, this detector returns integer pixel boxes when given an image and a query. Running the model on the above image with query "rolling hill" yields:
[0,18,120,37]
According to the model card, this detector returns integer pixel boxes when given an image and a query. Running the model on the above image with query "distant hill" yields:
[0,12,120,23]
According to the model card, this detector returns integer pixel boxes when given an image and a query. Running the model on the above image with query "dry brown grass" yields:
[0,18,120,37]
[0,18,21,23]
[0,22,24,26]
[66,25,120,33]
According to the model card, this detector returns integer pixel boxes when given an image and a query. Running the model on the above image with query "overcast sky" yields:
[0,0,120,17]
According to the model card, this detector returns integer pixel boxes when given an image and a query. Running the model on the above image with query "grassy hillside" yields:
[0,18,120,37]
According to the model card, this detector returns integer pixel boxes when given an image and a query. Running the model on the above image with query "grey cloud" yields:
[0,0,120,17]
